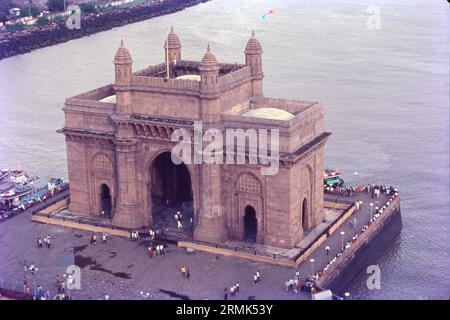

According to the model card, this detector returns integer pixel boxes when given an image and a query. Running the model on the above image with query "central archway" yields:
[244,205,257,242]
[149,152,193,234]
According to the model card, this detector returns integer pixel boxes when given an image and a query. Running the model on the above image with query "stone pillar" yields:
[194,162,228,243]
[112,138,145,229]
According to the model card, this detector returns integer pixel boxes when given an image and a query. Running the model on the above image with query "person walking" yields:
[325,245,330,256]
[230,285,235,296]
[91,234,97,245]
[29,263,36,275]
[37,237,43,248]
[256,270,261,282]
[46,235,51,248]
[285,279,290,292]
[235,282,239,293]
[102,233,107,244]
[223,288,228,300]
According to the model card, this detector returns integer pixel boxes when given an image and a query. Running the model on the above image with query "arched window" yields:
[237,174,261,194]
[92,153,113,173]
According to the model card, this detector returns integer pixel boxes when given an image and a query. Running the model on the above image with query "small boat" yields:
[324,169,344,187]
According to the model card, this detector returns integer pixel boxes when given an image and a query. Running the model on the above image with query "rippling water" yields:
[0,0,448,299]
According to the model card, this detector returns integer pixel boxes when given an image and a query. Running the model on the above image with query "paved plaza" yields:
[0,190,393,300]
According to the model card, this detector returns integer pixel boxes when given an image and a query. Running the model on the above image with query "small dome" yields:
[245,30,262,54]
[243,107,294,121]
[114,39,132,64]
[200,44,218,66]
[166,26,181,48]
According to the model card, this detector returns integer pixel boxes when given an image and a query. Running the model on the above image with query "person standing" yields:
[293,278,299,294]
[29,263,36,275]
[23,279,28,294]
[223,288,228,300]
[230,285,235,296]
[37,237,43,248]
[285,279,290,292]
[325,245,330,256]
[235,282,239,293]
[46,235,51,248]
[253,273,258,285]
[102,233,107,244]
[148,245,153,258]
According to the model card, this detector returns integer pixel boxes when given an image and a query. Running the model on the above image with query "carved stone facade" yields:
[59,30,331,249]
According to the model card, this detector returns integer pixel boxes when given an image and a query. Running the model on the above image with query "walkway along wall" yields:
[315,196,402,295]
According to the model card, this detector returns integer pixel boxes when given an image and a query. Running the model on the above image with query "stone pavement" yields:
[0,212,309,300]
[0,190,392,300]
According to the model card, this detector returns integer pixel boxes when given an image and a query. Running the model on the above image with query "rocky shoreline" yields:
[0,0,210,61]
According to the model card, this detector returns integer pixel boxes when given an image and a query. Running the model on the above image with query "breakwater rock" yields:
[0,0,210,60]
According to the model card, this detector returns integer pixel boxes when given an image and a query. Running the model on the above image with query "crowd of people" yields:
[223,281,240,299]
[148,244,166,258]
[325,181,399,198]
[310,192,399,285]
[284,270,318,295]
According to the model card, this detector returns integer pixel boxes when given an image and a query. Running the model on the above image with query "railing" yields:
[132,75,200,91]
